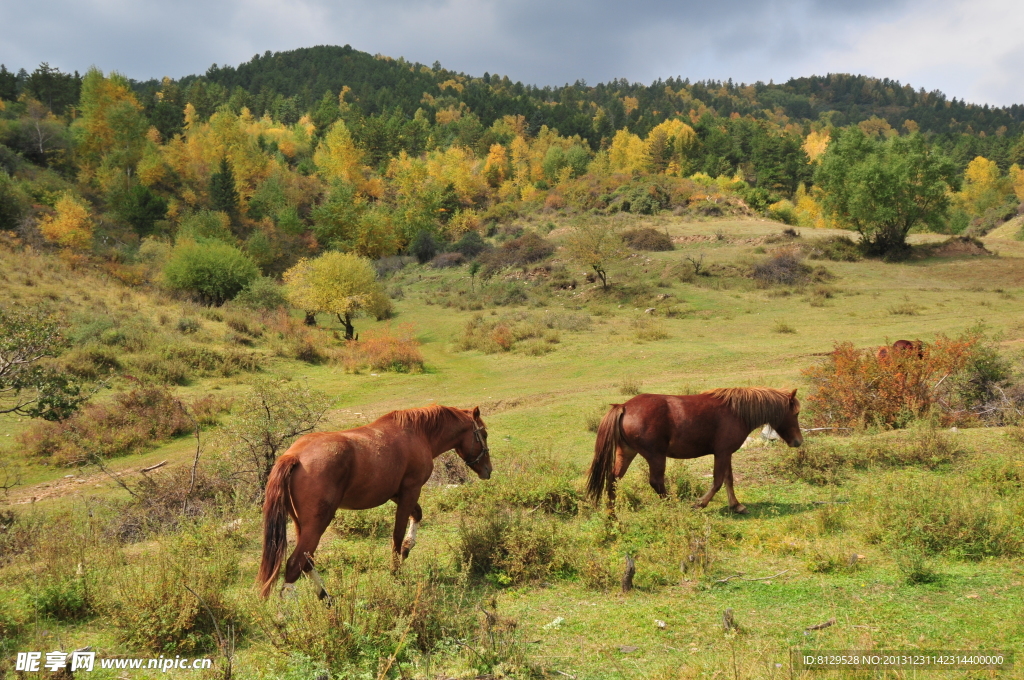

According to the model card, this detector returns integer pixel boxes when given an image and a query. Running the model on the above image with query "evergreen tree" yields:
[210,157,239,216]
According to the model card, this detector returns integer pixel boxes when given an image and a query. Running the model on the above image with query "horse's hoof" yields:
[692,502,708,510]
[731,504,748,514]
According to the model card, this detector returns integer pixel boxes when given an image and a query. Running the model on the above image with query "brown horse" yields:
[877,339,924,360]
[258,405,491,599]
[587,388,803,513]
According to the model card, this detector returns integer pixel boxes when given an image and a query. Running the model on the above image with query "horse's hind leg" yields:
[695,454,727,509]
[644,453,668,498]
[608,445,638,508]
[283,510,334,600]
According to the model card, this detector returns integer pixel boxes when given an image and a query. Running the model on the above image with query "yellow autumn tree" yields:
[39,193,93,250]
[484,144,509,187]
[1010,164,1024,202]
[645,119,697,174]
[802,129,830,162]
[283,252,390,338]
[314,120,364,188]
[608,129,649,174]
[956,156,1012,217]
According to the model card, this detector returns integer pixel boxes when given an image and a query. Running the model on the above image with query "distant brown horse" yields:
[258,405,491,599]
[587,388,803,513]
[876,339,924,360]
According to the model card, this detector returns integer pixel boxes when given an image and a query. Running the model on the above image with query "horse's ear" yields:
[472,406,480,418]
[790,389,798,401]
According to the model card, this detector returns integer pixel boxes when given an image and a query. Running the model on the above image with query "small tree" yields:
[283,251,391,339]
[227,378,331,495]
[564,219,628,289]
[163,240,259,305]
[816,129,958,258]
[1,307,87,421]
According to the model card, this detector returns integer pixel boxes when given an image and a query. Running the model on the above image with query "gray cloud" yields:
[1,0,1021,105]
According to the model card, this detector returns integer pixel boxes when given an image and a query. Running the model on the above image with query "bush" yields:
[872,475,1024,560]
[621,227,674,251]
[804,332,1013,429]
[479,232,555,277]
[233,276,287,310]
[373,255,414,277]
[19,387,215,465]
[451,230,489,257]
[806,235,862,262]
[751,249,812,285]
[163,240,259,305]
[104,533,239,653]
[410,230,439,264]
[430,252,465,268]
[336,324,424,373]
[456,511,571,584]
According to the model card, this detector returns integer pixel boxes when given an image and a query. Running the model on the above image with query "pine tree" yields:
[210,156,239,216]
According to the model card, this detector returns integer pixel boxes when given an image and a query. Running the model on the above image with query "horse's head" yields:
[456,406,492,479]
[773,389,803,448]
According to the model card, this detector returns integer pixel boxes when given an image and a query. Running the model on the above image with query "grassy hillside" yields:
[1,216,1023,679]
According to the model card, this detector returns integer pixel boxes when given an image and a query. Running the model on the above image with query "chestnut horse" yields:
[876,339,924,360]
[587,388,803,513]
[258,405,491,599]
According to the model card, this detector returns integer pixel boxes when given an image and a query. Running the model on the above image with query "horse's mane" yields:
[388,405,469,438]
[704,387,792,431]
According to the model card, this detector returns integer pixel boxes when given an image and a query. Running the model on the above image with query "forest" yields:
[2,45,1024,296]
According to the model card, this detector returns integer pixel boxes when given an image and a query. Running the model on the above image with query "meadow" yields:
[1,213,1023,679]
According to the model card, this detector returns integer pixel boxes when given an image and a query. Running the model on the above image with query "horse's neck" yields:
[431,419,470,457]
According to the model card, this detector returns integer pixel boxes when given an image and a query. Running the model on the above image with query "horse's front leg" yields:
[694,454,727,509]
[391,489,422,570]
[723,455,746,514]
[401,503,423,559]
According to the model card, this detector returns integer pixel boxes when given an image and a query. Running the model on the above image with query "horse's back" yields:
[283,425,432,509]
[618,393,734,458]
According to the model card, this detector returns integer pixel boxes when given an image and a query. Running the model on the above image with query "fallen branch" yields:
[139,461,167,473]
[801,427,853,432]
[715,569,790,584]
[805,617,836,631]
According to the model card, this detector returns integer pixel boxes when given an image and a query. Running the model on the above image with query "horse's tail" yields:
[587,404,625,504]
[258,452,300,599]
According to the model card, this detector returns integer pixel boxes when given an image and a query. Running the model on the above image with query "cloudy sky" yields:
[1,0,1022,106]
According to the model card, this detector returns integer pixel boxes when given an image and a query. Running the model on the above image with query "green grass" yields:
[3,216,1024,678]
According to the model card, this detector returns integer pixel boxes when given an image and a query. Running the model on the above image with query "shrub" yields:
[452,230,489,257]
[164,240,259,305]
[104,535,239,653]
[806,235,862,262]
[233,276,287,310]
[479,232,554,277]
[373,255,414,277]
[751,249,811,285]
[456,511,572,584]
[430,252,465,268]
[19,387,209,465]
[410,230,439,263]
[161,345,263,377]
[804,332,1012,429]
[338,324,424,373]
[872,475,1024,560]
[621,227,674,251]
[630,314,668,341]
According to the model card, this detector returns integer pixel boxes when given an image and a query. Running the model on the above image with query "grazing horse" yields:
[876,339,924,360]
[587,388,803,513]
[258,405,491,599]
